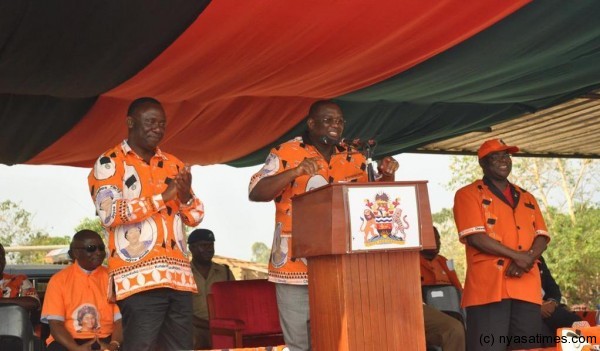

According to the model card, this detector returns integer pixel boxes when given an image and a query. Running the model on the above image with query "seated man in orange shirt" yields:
[420,227,465,351]
[420,227,462,292]
[41,230,123,351]
[1,243,40,312]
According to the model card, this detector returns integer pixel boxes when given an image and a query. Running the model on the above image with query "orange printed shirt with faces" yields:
[88,140,205,300]
[1,273,40,303]
[249,135,368,284]
[453,179,550,308]
[41,264,120,345]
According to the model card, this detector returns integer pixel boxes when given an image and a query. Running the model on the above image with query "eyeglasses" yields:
[487,153,511,162]
[141,119,166,129]
[319,118,346,126]
[72,244,106,253]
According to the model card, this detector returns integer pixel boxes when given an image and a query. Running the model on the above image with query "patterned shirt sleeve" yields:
[178,193,205,227]
[249,149,284,194]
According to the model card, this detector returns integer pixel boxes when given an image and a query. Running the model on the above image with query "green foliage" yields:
[15,232,71,264]
[445,155,482,191]
[251,242,270,264]
[0,200,70,264]
[74,217,106,238]
[0,200,36,247]
[543,206,600,307]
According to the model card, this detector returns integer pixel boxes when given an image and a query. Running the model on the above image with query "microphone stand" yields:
[365,142,376,182]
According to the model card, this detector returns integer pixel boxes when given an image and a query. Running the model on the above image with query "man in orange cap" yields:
[453,138,550,351]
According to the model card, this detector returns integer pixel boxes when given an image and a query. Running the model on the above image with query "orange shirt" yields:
[453,179,550,307]
[41,263,120,345]
[88,140,204,300]
[1,273,40,303]
[419,254,463,292]
[249,135,368,284]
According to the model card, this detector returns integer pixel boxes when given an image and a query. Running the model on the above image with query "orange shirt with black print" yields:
[1,273,40,303]
[41,263,121,346]
[88,140,205,301]
[453,177,550,308]
[419,254,463,292]
[249,134,368,285]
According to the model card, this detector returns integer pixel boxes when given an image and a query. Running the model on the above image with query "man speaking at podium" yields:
[249,100,399,351]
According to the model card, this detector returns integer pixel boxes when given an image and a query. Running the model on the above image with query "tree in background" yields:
[74,217,105,238]
[445,155,600,306]
[543,206,600,306]
[251,242,270,264]
[0,200,69,263]
[16,232,71,264]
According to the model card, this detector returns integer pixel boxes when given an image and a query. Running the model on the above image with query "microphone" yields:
[320,136,332,145]
[339,138,377,150]
[338,137,378,182]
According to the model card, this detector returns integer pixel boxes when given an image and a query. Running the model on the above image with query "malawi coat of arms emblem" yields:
[359,191,410,246]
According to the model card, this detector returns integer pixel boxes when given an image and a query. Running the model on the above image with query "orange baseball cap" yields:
[477,139,519,159]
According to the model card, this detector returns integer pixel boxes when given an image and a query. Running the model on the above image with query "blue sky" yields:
[0,153,456,260]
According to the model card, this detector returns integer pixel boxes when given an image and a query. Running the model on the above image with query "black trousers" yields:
[117,288,193,351]
[47,336,111,351]
[466,299,542,351]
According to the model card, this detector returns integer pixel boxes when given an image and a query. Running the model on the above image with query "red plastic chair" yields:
[207,279,285,348]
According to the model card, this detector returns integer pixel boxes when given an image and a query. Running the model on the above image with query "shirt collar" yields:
[121,139,167,160]
[75,261,100,275]
[482,176,520,208]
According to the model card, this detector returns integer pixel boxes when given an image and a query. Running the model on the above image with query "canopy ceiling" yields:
[2,0,600,167]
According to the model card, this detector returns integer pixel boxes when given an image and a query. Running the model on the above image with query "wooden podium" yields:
[292,182,435,351]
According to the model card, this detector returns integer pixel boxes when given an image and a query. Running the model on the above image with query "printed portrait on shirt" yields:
[73,304,100,333]
[270,223,288,268]
[95,185,121,225]
[261,152,280,176]
[173,214,187,254]
[115,220,157,262]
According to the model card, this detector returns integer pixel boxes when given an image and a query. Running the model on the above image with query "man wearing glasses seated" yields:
[41,230,123,351]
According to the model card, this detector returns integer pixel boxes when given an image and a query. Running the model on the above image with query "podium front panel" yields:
[347,184,422,252]
[293,182,435,259]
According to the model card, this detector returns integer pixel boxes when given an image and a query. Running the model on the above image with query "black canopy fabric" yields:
[2,0,600,167]
[0,0,211,164]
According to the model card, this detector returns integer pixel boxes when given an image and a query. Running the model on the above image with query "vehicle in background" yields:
[43,248,71,265]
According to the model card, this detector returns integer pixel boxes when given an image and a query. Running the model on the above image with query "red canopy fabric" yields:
[30,0,529,166]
